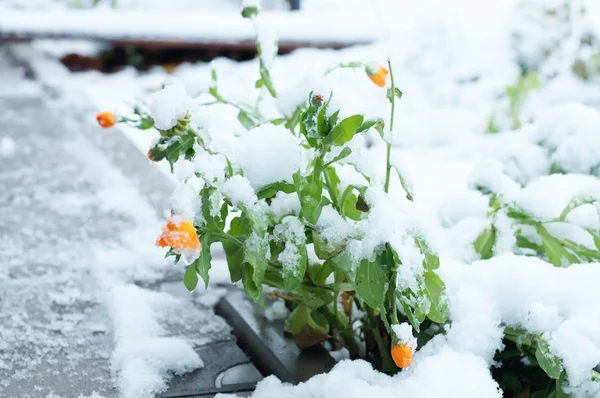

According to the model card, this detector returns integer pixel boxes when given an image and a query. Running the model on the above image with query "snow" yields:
[0,9,378,45]
[0,136,16,157]
[222,174,258,208]
[108,285,203,398]
[264,299,289,321]
[149,81,192,130]
[234,124,302,190]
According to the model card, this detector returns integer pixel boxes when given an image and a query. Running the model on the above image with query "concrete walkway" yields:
[0,51,246,397]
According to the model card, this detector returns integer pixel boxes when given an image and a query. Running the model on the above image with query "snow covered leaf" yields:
[183,264,199,292]
[282,244,308,291]
[326,115,364,147]
[150,133,196,171]
[355,258,387,309]
[392,165,414,201]
[558,196,596,222]
[399,295,419,332]
[317,95,334,137]
[256,60,278,98]
[535,337,562,379]
[414,237,440,271]
[237,110,256,130]
[422,271,448,323]
[474,225,496,260]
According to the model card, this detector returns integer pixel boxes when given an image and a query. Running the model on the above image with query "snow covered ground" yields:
[2,0,600,397]
[0,51,233,397]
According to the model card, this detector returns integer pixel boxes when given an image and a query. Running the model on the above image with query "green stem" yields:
[384,58,396,194]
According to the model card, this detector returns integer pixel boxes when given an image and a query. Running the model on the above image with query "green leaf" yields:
[237,110,256,130]
[324,61,364,75]
[487,115,500,134]
[285,105,304,132]
[392,165,414,201]
[326,115,364,147]
[536,224,579,267]
[516,235,544,253]
[282,244,308,291]
[295,158,324,225]
[323,166,341,204]
[183,264,199,292]
[325,147,352,167]
[256,181,296,200]
[414,236,440,271]
[309,258,335,285]
[241,6,258,18]
[317,95,333,136]
[474,225,496,260]
[151,133,196,171]
[386,87,403,103]
[356,119,384,134]
[559,196,596,222]
[223,217,247,283]
[423,270,448,323]
[535,337,563,379]
[329,250,355,284]
[195,233,218,287]
[242,262,262,303]
[399,294,421,332]
[258,59,277,98]
[355,258,386,309]
[556,371,568,398]
[339,185,365,221]
[298,283,334,309]
[285,304,330,348]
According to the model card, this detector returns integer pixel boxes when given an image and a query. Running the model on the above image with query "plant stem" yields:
[384,58,396,194]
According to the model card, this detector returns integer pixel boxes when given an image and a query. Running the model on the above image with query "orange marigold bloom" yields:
[391,343,413,369]
[365,62,389,87]
[156,218,201,250]
[96,111,116,128]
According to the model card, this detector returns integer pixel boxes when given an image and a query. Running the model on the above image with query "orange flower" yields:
[391,343,413,369]
[365,62,389,87]
[96,111,116,128]
[147,148,155,161]
[156,218,201,250]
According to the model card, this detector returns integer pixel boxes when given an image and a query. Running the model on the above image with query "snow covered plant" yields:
[95,4,448,374]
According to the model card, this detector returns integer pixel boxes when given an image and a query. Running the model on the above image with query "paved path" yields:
[0,50,234,397]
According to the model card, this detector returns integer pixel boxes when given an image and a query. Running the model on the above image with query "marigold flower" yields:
[365,62,389,87]
[96,111,116,128]
[156,218,201,250]
[391,343,413,369]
